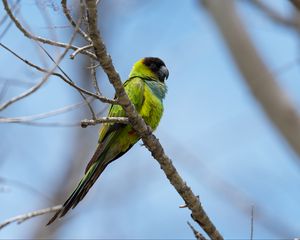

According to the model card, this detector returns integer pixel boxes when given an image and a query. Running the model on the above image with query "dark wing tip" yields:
[46,210,62,226]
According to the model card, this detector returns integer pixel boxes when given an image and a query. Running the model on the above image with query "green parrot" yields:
[47,57,169,225]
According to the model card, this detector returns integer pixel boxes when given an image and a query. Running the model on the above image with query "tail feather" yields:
[46,132,127,226]
[46,161,107,225]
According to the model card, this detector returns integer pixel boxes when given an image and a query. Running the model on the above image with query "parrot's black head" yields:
[142,57,169,83]
[129,57,169,83]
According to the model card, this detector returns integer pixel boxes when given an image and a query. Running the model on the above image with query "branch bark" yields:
[203,0,300,166]
[85,1,223,239]
[80,117,129,127]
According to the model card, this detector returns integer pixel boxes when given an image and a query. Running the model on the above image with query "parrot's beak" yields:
[160,66,169,81]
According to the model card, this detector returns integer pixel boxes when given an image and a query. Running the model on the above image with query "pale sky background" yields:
[1,0,300,239]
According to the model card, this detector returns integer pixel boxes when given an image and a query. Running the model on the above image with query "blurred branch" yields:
[290,0,300,11]
[85,1,223,239]
[0,77,47,111]
[2,0,96,59]
[0,0,20,40]
[250,206,254,240]
[0,77,35,88]
[0,177,53,202]
[203,0,300,166]
[165,132,294,237]
[35,0,59,44]
[250,0,300,30]
[0,0,19,26]
[0,99,92,123]
[0,205,62,230]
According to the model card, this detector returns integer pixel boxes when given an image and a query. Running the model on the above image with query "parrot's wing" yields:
[85,77,145,173]
[98,77,145,143]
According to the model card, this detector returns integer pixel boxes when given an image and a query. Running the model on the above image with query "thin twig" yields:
[0,77,47,111]
[61,0,91,42]
[0,0,19,26]
[0,205,63,230]
[70,43,93,59]
[35,0,59,45]
[0,81,8,101]
[0,18,15,40]
[0,0,20,40]
[1,121,80,127]
[2,0,96,59]
[187,221,206,240]
[250,0,300,30]
[90,58,102,95]
[38,43,97,119]
[0,99,93,123]
[273,57,300,76]
[0,9,82,111]
[0,77,35,87]
[85,1,223,239]
[0,42,117,105]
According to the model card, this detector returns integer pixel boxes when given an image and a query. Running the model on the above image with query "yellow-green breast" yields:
[139,80,166,130]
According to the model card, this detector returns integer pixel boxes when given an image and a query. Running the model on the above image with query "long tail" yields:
[47,155,108,225]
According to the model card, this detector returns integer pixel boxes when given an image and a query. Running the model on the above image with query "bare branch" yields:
[0,205,62,230]
[0,9,82,111]
[0,99,93,123]
[250,0,300,30]
[89,58,102,95]
[37,44,97,119]
[80,117,129,128]
[0,42,117,105]
[70,44,93,59]
[187,221,206,240]
[203,0,300,166]
[85,1,223,239]
[0,121,80,127]
[61,0,92,42]
[0,76,48,111]
[2,0,96,59]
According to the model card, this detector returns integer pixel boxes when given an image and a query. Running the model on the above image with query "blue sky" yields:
[1,0,300,238]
